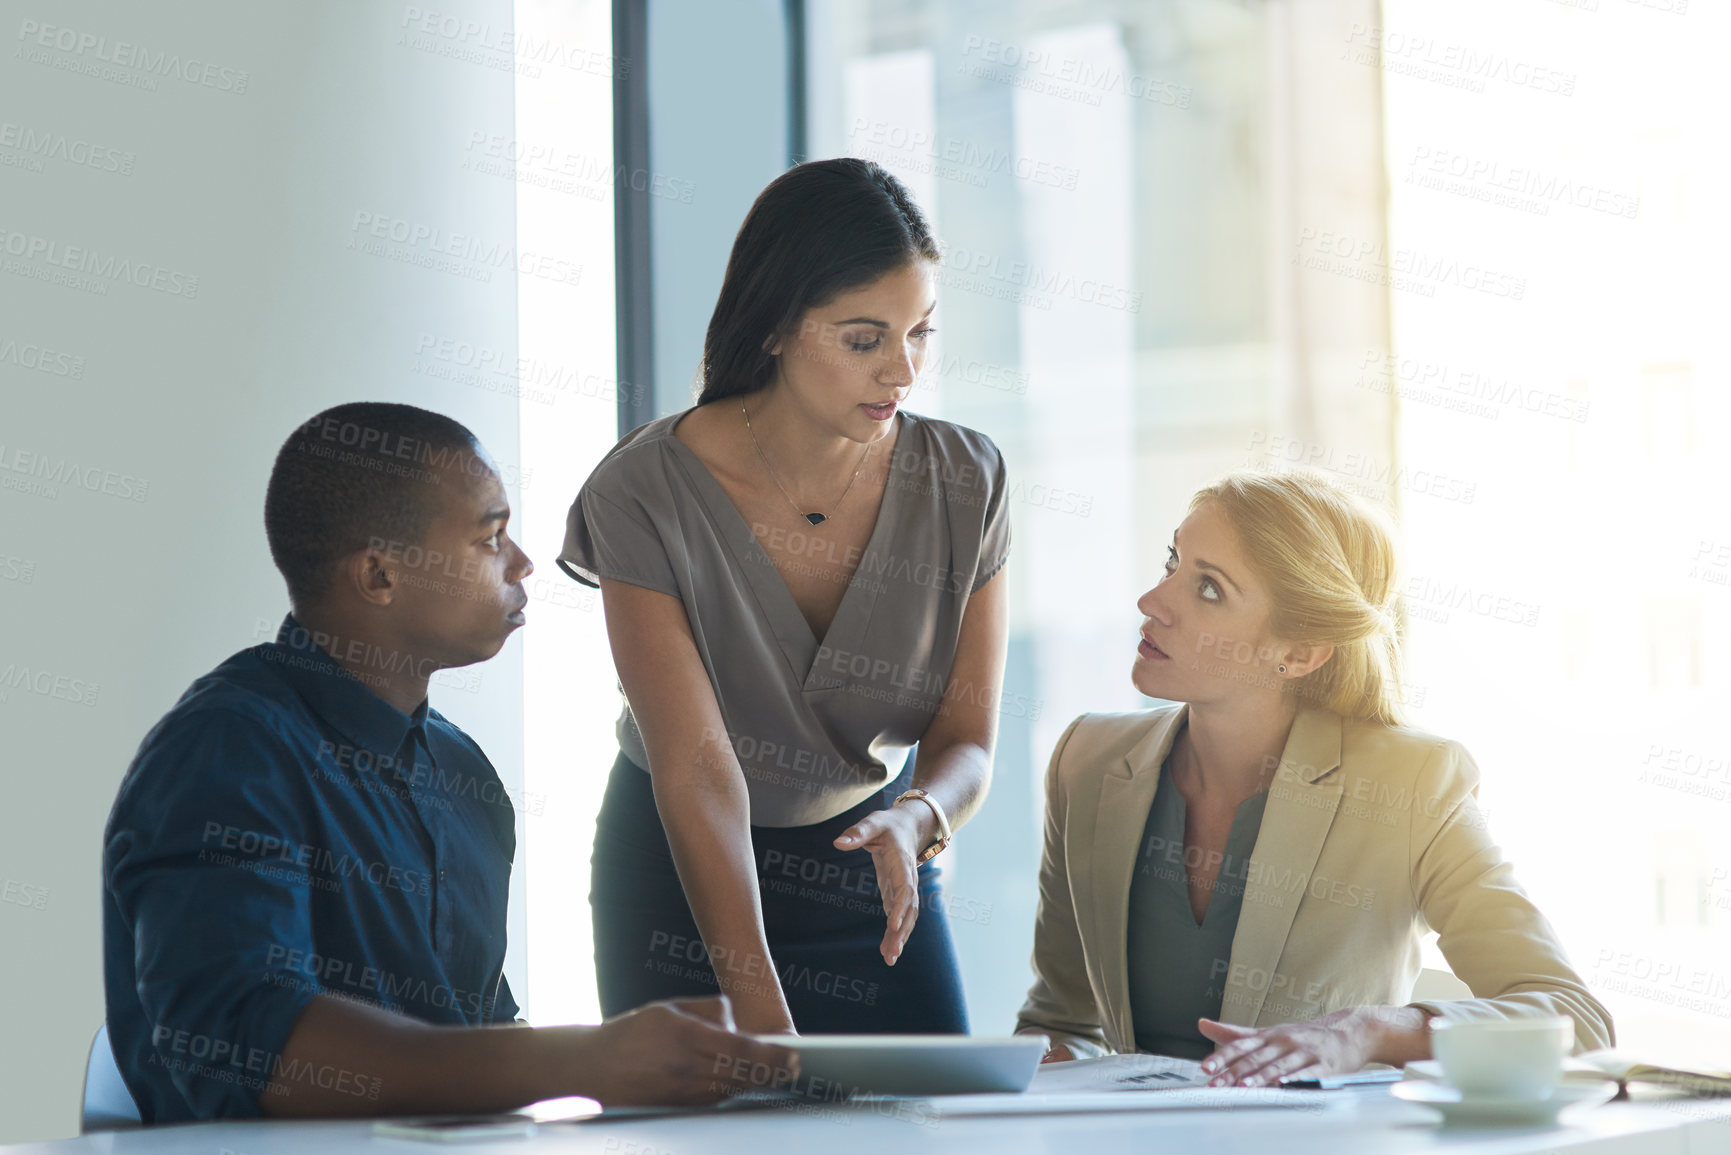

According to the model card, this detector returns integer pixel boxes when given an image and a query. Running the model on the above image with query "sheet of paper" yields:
[891,1087,1338,1118]
[1028,1053,1209,1093]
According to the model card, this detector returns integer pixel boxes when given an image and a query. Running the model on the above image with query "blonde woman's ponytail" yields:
[1191,470,1406,726]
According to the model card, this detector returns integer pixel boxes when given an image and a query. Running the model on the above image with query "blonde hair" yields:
[1190,470,1406,726]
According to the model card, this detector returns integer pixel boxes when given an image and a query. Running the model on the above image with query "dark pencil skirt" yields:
[590,750,970,1034]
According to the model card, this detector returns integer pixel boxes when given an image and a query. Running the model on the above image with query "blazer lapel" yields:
[1222,708,1345,1026]
[1087,706,1186,1051]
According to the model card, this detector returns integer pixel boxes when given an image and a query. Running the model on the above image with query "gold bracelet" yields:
[893,788,953,864]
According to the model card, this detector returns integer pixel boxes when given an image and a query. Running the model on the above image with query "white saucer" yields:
[1391,1078,1617,1126]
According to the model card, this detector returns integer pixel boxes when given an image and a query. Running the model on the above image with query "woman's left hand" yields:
[1196,1007,1403,1087]
[834,805,927,966]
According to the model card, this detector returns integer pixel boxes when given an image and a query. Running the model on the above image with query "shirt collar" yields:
[269,614,430,755]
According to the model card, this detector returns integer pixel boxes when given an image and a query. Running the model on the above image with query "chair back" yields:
[1411,966,1474,1003]
[82,1024,142,1132]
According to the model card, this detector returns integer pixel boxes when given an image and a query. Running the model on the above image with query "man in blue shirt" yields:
[104,402,794,1121]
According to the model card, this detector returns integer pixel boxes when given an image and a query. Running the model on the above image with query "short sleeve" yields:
[105,712,324,1119]
[557,475,681,598]
[974,441,1011,592]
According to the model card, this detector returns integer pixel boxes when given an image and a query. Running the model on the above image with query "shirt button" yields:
[438,869,447,882]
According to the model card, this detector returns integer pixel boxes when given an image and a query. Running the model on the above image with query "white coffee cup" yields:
[1430,1016,1574,1099]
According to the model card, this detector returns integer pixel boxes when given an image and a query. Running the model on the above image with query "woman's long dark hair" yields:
[697,158,940,405]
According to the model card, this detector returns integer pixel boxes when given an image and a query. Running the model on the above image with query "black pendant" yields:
[804,512,827,526]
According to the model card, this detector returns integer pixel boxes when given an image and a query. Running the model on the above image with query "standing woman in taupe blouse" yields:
[558,159,1009,1035]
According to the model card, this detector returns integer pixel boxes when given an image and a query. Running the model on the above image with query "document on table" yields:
[1027,1054,1210,1093]
[897,1086,1337,1118]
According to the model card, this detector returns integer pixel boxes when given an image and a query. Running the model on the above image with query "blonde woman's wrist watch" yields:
[893,789,953,864]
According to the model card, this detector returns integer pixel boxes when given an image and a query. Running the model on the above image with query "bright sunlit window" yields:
[1381,0,1731,1067]
[515,0,619,1026]
[809,0,1731,1056]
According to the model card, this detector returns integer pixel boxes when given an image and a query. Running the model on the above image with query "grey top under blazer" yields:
[1017,704,1615,1057]
[1126,768,1270,1058]
[559,407,1010,827]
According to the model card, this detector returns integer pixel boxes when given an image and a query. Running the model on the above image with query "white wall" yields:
[0,2,527,1140]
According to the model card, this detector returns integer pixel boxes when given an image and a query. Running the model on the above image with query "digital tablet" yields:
[750,1033,1048,1097]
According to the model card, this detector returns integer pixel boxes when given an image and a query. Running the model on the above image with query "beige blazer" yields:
[1015,705,1613,1057]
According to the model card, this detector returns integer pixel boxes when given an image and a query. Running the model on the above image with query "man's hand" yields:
[570,996,800,1107]
[1197,1006,1429,1087]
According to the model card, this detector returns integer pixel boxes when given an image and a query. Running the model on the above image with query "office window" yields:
[807,0,1393,1028]
[1384,0,1731,1065]
[516,0,620,1026]
[813,0,1731,1062]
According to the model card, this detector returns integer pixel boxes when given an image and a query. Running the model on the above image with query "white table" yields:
[9,1090,1731,1154]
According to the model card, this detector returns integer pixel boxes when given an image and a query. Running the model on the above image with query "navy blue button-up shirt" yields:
[103,615,520,1123]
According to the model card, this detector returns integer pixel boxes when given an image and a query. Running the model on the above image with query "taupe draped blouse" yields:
[558,407,1010,827]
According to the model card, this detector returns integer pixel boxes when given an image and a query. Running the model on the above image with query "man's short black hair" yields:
[264,402,483,607]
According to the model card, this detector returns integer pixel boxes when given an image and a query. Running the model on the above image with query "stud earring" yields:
[1277,664,1287,674]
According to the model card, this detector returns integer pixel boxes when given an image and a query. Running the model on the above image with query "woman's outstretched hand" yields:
[834,805,928,966]
[1196,1006,1431,1086]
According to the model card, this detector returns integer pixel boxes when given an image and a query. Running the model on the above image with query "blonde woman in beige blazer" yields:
[1017,471,1612,1088]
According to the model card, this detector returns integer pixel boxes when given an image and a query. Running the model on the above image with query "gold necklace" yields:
[742,400,873,527]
